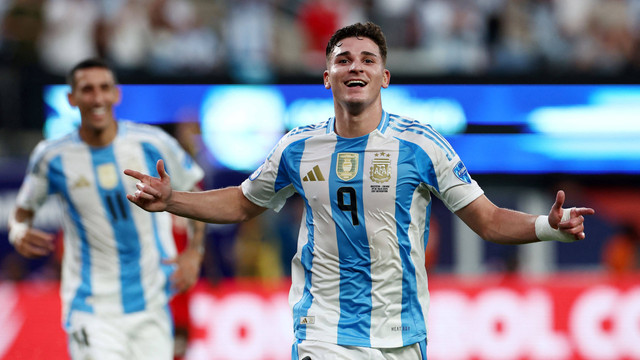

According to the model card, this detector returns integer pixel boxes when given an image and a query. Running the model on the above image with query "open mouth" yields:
[92,107,107,115]
[345,80,367,87]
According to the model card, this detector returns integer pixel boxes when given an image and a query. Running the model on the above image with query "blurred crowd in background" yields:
[2,0,640,81]
[1,0,640,284]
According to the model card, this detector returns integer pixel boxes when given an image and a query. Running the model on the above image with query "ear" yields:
[67,91,77,108]
[381,69,391,89]
[114,86,122,105]
[323,70,331,89]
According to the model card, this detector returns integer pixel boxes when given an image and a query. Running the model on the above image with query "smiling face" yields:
[67,67,120,135]
[323,36,390,115]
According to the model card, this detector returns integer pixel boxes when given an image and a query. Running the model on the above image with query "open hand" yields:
[124,159,173,212]
[14,228,55,258]
[164,248,202,293]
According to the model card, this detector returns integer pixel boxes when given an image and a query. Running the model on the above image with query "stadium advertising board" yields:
[2,273,639,360]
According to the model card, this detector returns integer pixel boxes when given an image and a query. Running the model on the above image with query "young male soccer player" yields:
[8,58,205,359]
[125,22,595,359]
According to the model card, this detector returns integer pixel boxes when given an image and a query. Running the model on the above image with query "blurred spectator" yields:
[371,0,417,48]
[1,0,44,66]
[225,0,275,82]
[147,0,220,74]
[105,0,152,72]
[296,0,340,69]
[295,0,368,71]
[2,0,639,77]
[37,0,100,74]
[415,0,488,74]
[489,0,538,73]
[602,223,640,274]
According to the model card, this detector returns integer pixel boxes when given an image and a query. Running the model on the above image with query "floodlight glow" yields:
[589,87,640,105]
[528,105,640,134]
[382,87,467,134]
[200,86,285,172]
[285,97,334,129]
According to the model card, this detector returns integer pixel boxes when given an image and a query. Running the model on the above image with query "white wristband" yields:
[535,208,575,242]
[8,222,29,246]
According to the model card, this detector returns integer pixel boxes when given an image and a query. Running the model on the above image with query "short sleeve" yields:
[241,134,298,212]
[16,141,51,211]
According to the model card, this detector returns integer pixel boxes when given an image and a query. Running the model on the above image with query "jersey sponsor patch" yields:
[336,153,358,181]
[453,161,471,184]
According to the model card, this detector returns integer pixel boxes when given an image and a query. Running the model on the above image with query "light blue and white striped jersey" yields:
[16,121,204,328]
[242,111,484,348]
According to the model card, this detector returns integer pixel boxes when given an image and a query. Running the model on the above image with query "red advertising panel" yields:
[1,273,639,360]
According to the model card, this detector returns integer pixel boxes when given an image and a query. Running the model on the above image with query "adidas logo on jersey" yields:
[302,165,325,182]
[73,176,91,189]
[300,316,315,325]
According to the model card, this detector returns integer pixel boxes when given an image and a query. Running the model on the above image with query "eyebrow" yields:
[335,50,379,58]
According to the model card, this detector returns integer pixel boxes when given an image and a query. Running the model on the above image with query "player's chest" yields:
[296,149,399,197]
[50,145,145,194]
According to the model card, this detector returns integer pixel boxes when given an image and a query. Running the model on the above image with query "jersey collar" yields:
[326,110,391,137]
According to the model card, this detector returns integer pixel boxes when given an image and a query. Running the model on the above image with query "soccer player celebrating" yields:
[8,58,205,360]
[125,22,594,359]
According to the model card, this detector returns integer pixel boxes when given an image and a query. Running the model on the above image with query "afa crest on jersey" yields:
[336,153,358,181]
[97,163,119,190]
[369,152,391,183]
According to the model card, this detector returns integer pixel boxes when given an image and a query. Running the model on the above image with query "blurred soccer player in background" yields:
[7,58,205,360]
[125,23,595,360]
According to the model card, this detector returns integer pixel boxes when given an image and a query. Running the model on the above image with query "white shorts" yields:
[67,307,173,360]
[292,339,427,360]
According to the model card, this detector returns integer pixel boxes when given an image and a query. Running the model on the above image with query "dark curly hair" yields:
[325,22,387,65]
[67,58,118,89]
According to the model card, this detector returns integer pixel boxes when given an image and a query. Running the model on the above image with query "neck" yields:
[79,121,117,147]
[333,101,382,138]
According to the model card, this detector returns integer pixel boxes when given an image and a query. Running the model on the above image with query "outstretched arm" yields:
[125,159,267,224]
[456,190,595,245]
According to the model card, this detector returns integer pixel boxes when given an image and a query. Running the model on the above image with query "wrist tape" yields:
[8,221,29,246]
[535,208,575,243]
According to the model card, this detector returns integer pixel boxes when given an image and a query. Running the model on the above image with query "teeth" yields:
[346,80,366,87]
[92,107,106,115]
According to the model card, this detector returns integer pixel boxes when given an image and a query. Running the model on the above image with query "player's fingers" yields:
[171,275,188,293]
[558,218,585,237]
[123,168,145,180]
[133,188,156,201]
[21,240,52,257]
[162,257,178,265]
[573,207,595,217]
[136,182,162,198]
[27,236,54,251]
[552,190,565,211]
[170,270,180,283]
[558,214,583,228]
[157,160,169,181]
[126,193,138,204]
[25,230,55,249]
[29,228,55,241]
